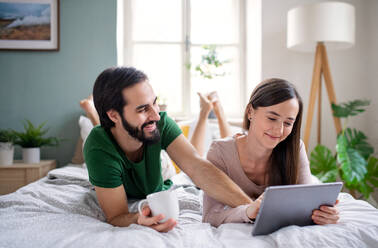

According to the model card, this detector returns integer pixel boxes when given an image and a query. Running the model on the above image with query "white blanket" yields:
[0,164,377,248]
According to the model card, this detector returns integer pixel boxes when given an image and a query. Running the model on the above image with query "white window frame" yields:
[117,0,261,119]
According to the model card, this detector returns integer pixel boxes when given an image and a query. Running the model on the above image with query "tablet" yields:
[252,182,343,236]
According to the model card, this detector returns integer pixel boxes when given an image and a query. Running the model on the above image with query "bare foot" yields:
[197,92,213,118]
[207,91,224,118]
[80,95,100,126]
[207,91,219,103]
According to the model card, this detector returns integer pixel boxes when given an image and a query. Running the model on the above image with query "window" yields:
[118,0,261,118]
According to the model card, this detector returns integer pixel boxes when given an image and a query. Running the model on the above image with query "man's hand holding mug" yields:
[137,189,179,232]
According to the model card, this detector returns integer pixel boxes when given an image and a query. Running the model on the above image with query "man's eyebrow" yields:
[136,97,158,110]
[136,104,148,110]
[267,111,295,121]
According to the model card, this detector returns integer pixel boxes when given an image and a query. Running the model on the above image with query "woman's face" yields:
[249,98,299,150]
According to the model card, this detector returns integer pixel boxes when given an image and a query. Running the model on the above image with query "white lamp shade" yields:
[287,1,355,52]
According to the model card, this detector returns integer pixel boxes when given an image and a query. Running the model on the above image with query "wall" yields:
[261,0,375,154]
[366,0,378,155]
[0,0,117,166]
[366,0,378,201]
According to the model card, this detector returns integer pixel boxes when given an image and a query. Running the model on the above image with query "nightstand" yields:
[0,160,56,195]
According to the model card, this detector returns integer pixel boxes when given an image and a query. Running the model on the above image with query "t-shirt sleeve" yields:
[297,139,314,184]
[85,149,123,188]
[160,112,182,150]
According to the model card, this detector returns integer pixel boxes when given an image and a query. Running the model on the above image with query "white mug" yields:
[138,189,179,223]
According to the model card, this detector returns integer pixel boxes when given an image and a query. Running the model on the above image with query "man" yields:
[84,67,254,232]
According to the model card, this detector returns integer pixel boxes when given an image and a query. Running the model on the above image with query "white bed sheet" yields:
[0,164,377,248]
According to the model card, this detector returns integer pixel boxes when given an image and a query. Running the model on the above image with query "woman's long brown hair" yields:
[242,78,303,185]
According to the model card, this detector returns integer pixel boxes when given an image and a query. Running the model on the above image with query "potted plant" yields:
[14,120,59,164]
[310,99,378,200]
[0,129,17,166]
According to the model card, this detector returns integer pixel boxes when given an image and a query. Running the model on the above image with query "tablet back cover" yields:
[252,182,342,236]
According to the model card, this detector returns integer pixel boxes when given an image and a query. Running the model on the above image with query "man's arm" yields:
[95,185,176,231]
[95,185,137,226]
[166,134,253,207]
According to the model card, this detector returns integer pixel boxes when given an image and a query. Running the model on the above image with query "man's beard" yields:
[121,116,160,145]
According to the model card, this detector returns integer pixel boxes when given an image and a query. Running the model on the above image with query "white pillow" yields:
[160,150,177,180]
[79,115,94,146]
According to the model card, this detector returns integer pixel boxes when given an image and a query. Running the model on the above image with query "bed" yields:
[0,163,377,248]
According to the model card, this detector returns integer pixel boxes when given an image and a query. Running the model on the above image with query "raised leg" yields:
[79,95,100,126]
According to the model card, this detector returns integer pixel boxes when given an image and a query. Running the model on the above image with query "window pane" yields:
[133,44,183,113]
[191,0,239,44]
[132,0,182,42]
[190,46,241,116]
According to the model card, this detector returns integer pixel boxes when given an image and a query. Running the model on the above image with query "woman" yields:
[203,78,340,227]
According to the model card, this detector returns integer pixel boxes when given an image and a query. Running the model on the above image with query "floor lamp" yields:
[287,2,355,150]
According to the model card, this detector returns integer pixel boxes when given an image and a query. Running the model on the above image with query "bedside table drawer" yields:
[0,169,26,194]
[0,160,56,195]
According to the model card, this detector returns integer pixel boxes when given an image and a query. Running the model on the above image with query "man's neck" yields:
[110,126,143,162]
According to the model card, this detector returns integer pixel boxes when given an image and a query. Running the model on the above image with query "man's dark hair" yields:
[93,67,148,129]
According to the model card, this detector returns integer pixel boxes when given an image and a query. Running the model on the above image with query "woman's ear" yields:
[106,109,119,124]
[248,105,254,120]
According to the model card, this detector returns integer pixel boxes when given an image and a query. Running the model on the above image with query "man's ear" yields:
[106,109,119,124]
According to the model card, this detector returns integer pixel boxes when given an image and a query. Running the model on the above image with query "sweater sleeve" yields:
[297,140,315,184]
[202,141,252,227]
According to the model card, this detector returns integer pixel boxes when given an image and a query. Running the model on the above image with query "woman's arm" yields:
[297,140,316,184]
[298,140,340,224]
[203,193,252,227]
[202,141,260,227]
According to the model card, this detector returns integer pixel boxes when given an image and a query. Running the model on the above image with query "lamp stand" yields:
[303,42,342,150]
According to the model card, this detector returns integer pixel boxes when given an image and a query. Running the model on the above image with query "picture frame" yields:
[0,0,59,51]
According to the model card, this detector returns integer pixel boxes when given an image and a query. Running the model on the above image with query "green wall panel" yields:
[0,0,117,166]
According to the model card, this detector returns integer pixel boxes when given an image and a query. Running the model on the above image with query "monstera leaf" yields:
[310,145,338,182]
[336,135,367,186]
[356,157,378,198]
[366,157,378,187]
[343,128,374,160]
[332,99,370,118]
[310,98,376,199]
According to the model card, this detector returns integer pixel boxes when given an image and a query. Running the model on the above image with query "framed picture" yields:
[0,0,59,51]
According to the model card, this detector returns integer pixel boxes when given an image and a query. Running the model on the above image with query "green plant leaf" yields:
[356,156,377,198]
[357,181,374,199]
[332,99,370,118]
[310,145,338,182]
[0,129,17,143]
[14,120,60,148]
[343,128,374,160]
[365,157,378,188]
[337,135,367,183]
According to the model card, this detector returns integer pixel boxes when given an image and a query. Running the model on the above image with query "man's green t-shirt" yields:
[83,112,182,199]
